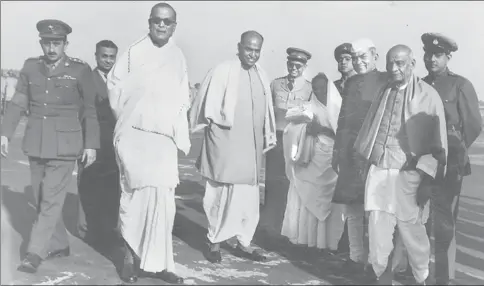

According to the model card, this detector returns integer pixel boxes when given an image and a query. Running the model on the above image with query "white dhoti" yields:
[366,165,430,284]
[116,128,180,273]
[119,182,176,273]
[203,179,260,247]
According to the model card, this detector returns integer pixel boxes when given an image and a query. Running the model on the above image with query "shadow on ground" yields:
[174,178,358,285]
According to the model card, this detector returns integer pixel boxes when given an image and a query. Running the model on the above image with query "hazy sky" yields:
[1,1,484,99]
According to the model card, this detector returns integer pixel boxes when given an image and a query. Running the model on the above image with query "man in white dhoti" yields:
[190,31,277,264]
[107,3,189,284]
[354,45,448,285]
[281,72,346,253]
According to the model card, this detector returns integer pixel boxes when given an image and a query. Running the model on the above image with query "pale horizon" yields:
[1,1,483,100]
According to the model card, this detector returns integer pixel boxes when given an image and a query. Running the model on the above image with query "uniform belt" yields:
[29,104,79,118]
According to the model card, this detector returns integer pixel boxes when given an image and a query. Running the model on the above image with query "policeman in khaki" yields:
[0,19,99,273]
[262,48,313,233]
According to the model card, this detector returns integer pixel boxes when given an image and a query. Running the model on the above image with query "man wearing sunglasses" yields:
[262,47,313,234]
[1,19,99,274]
[107,2,188,284]
[331,38,389,282]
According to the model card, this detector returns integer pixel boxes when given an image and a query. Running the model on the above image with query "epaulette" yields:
[272,76,287,82]
[68,57,87,65]
[447,70,470,84]
[25,56,42,63]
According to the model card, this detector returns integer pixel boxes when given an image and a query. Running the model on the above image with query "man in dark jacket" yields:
[331,38,388,278]
[77,40,119,252]
[421,32,482,285]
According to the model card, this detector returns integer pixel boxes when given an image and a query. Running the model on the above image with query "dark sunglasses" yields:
[149,17,176,26]
[287,62,304,69]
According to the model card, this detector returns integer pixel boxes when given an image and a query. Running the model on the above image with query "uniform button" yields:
[47,78,51,81]
[46,90,49,94]
[44,103,47,106]
[445,99,449,102]
[43,116,47,119]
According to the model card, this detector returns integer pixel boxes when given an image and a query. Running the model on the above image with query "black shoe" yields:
[362,265,378,283]
[17,253,42,273]
[119,243,138,283]
[145,270,184,284]
[204,246,222,263]
[46,247,70,260]
[234,245,267,262]
[120,262,138,284]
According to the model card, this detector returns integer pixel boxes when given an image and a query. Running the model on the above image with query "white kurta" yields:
[107,35,190,273]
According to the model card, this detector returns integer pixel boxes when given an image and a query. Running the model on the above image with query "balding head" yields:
[240,30,264,45]
[386,44,416,86]
[238,30,264,69]
[150,2,176,21]
[148,2,177,47]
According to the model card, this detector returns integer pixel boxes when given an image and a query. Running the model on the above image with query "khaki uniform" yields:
[1,55,100,258]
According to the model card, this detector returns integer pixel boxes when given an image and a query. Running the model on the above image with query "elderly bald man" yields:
[354,44,447,285]
[331,38,388,279]
[190,30,276,264]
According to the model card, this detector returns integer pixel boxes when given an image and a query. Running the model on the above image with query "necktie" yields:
[288,79,294,91]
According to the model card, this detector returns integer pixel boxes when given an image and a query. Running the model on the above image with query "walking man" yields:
[190,30,277,264]
[1,19,99,273]
[77,40,119,251]
[107,3,189,284]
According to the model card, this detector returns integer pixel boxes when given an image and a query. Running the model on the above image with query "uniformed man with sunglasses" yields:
[0,19,99,273]
[262,48,313,234]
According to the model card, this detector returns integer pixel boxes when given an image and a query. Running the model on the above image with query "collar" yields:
[341,70,357,81]
[42,55,66,70]
[429,67,449,81]
[96,68,107,82]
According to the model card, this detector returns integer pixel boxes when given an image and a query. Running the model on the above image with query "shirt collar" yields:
[97,68,107,83]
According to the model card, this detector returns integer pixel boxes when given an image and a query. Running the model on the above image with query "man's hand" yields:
[82,149,96,168]
[1,136,9,158]
[416,169,433,208]
[306,117,321,136]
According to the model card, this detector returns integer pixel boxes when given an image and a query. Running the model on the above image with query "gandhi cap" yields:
[334,43,353,61]
[286,47,312,64]
[351,38,376,54]
[37,19,72,39]
[421,33,458,54]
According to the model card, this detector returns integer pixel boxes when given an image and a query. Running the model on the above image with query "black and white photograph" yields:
[1,1,483,285]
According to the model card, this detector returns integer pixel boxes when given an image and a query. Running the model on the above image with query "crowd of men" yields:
[0,2,482,285]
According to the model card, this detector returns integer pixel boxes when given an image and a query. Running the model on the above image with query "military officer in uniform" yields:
[261,47,313,233]
[0,19,99,273]
[421,33,482,285]
[333,43,357,95]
